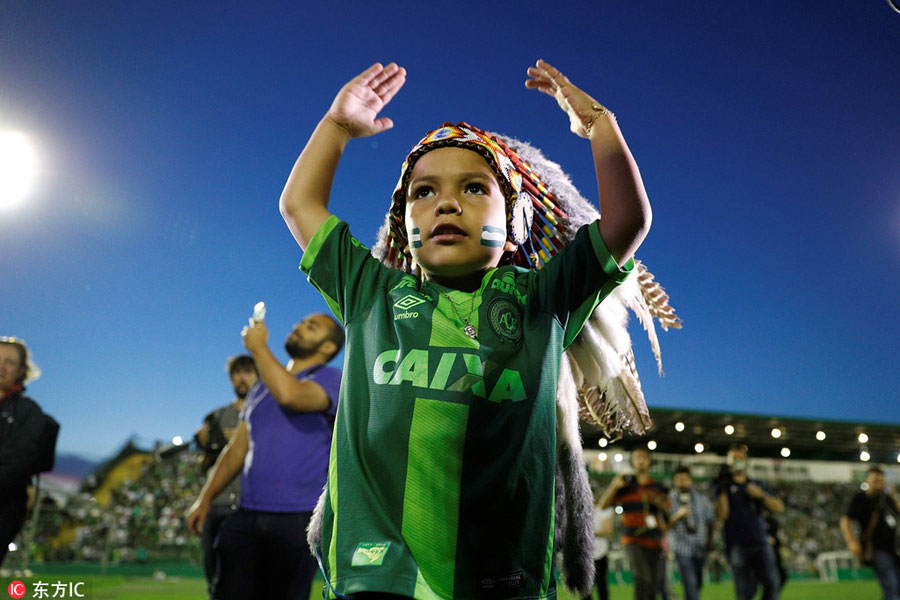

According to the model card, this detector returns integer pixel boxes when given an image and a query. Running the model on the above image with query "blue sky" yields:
[2,1,899,460]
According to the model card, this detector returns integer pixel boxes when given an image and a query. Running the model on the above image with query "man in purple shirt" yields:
[188,312,343,600]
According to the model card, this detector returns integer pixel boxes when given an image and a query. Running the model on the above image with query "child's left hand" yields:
[525,60,610,138]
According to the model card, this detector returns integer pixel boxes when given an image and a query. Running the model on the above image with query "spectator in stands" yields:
[193,354,259,598]
[714,443,784,600]
[584,482,614,600]
[187,313,343,600]
[668,465,715,600]
[0,337,46,567]
[600,448,669,600]
[840,466,900,600]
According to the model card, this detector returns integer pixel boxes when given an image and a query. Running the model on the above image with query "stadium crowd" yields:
[777,480,860,574]
[16,451,865,579]
[30,448,204,565]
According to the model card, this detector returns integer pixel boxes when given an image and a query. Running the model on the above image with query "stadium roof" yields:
[581,407,900,464]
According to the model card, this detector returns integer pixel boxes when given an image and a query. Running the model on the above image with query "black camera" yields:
[715,464,733,490]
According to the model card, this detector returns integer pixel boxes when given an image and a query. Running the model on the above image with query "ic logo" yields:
[7,580,26,599]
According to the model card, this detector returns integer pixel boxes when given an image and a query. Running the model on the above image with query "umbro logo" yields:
[394,295,426,310]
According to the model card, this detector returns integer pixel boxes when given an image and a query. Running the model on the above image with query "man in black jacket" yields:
[0,337,46,566]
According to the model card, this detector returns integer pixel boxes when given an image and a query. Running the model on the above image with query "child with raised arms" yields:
[280,60,652,600]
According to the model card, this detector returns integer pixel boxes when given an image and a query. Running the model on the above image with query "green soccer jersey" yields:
[300,216,633,600]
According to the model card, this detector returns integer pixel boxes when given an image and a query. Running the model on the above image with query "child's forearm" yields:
[280,117,352,250]
[590,114,652,267]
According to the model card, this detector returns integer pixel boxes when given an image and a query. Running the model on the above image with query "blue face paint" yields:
[411,228,422,248]
[481,225,505,247]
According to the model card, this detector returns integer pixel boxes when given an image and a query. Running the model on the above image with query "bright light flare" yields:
[647,440,657,450]
[780,447,791,458]
[858,433,869,444]
[0,131,37,211]
[598,438,608,448]
[675,421,685,432]
[860,450,871,462]
[694,443,705,453]
[816,431,826,441]
[172,436,184,446]
[770,428,782,439]
[724,424,735,435]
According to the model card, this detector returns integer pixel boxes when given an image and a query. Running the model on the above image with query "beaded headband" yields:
[383,122,570,272]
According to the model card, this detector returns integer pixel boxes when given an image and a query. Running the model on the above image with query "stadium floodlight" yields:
[647,440,657,450]
[598,452,608,462]
[770,428,782,439]
[694,442,704,453]
[780,447,791,458]
[598,438,608,448]
[615,506,624,515]
[858,433,869,444]
[675,421,685,432]
[172,436,184,446]
[8,542,17,552]
[860,450,871,462]
[614,453,624,463]
[816,430,826,441]
[0,131,37,211]
[896,453,900,464]
[724,425,735,435]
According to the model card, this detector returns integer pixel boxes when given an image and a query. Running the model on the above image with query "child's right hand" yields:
[326,62,406,139]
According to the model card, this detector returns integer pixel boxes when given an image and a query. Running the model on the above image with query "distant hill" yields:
[50,453,102,479]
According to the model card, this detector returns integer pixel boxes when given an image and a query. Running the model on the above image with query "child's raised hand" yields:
[326,62,406,138]
[525,60,609,138]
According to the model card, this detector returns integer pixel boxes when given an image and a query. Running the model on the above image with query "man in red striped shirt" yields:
[600,448,670,600]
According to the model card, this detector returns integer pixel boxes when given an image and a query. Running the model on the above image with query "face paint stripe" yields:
[481,225,505,248]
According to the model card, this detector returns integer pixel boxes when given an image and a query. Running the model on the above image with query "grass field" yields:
[3,574,882,600]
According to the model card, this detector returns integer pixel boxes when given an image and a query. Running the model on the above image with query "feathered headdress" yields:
[373,122,680,438]
[370,123,680,595]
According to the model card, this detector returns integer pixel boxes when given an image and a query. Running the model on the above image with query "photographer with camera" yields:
[600,448,669,600]
[714,444,784,600]
[193,354,258,597]
[840,466,900,600]
[667,465,715,600]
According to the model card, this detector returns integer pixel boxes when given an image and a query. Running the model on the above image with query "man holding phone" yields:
[187,311,343,600]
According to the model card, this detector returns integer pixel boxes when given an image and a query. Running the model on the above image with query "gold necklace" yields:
[440,290,477,339]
